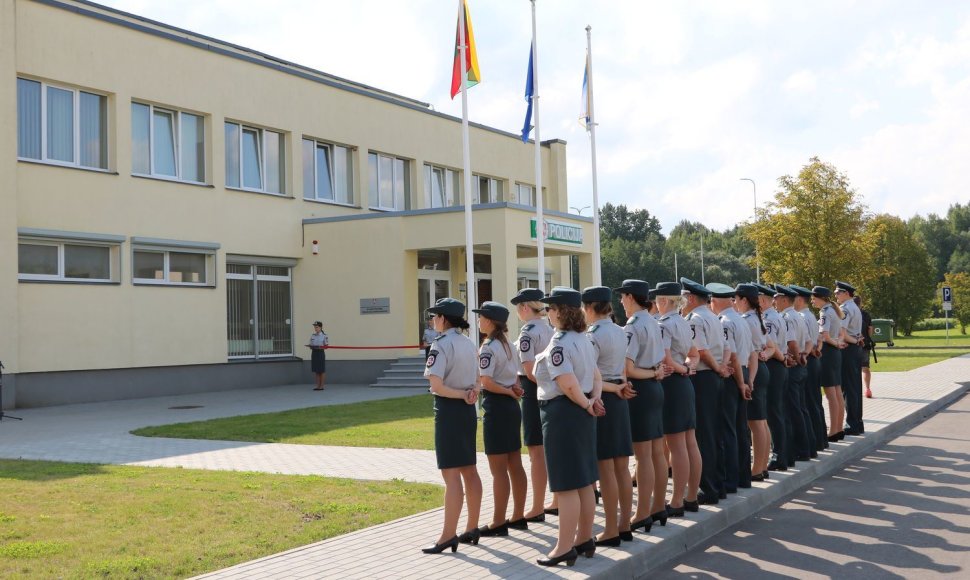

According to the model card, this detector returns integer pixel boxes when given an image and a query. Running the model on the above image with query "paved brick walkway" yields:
[1,356,967,579]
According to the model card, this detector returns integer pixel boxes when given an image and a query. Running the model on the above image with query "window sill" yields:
[133,281,216,288]
[132,173,213,188]
[226,186,292,198]
[305,198,360,209]
[18,278,120,285]
[18,157,117,175]
[368,206,409,213]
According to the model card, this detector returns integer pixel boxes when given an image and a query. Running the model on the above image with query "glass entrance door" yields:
[418,276,450,340]
[227,264,293,358]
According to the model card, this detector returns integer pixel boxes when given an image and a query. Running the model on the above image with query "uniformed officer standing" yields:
[737,285,770,481]
[752,283,784,475]
[812,287,846,441]
[775,284,814,463]
[836,281,866,435]
[680,278,730,505]
[581,286,635,547]
[792,285,828,451]
[654,282,702,517]
[535,287,605,567]
[616,279,670,532]
[422,298,483,554]
[511,288,556,521]
[472,301,529,537]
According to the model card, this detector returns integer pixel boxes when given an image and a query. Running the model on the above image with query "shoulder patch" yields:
[522,323,535,332]
[550,346,565,367]
[625,331,633,345]
[426,350,439,367]
[479,352,493,370]
[519,337,532,352]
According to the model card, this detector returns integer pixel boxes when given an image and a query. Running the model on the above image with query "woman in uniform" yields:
[308,321,329,391]
[582,286,635,546]
[811,286,845,442]
[736,289,771,480]
[421,298,483,554]
[473,301,529,536]
[616,279,670,532]
[534,287,604,567]
[653,282,702,516]
[511,288,557,521]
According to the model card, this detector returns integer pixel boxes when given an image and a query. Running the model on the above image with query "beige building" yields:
[1,0,596,408]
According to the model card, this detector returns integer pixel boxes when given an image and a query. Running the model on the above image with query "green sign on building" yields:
[530,218,584,245]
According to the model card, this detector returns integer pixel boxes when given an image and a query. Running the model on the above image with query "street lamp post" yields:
[570,205,590,216]
[740,178,759,283]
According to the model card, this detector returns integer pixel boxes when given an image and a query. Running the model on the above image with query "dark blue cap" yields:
[680,277,711,297]
[706,282,736,298]
[752,282,776,297]
[427,297,466,318]
[835,280,856,295]
[648,289,657,300]
[811,286,831,298]
[540,286,582,308]
[790,284,813,298]
[735,283,759,300]
[581,286,612,303]
[472,301,509,323]
[773,284,797,298]
[511,288,545,305]
[654,281,683,296]
[614,279,651,298]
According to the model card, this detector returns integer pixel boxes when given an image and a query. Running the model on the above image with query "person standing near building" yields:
[775,284,813,463]
[792,285,828,451]
[754,283,786,473]
[855,295,874,399]
[736,286,770,481]
[511,288,556,521]
[422,319,439,361]
[472,301,528,537]
[680,278,728,505]
[812,286,845,442]
[616,279,670,532]
[653,282,703,517]
[308,321,329,391]
[836,281,865,435]
[421,298,483,554]
[582,286,635,547]
[535,287,604,567]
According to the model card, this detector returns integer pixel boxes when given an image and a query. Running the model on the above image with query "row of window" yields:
[16,77,540,211]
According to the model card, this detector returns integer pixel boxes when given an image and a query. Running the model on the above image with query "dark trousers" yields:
[805,355,827,450]
[692,370,722,499]
[736,367,752,488]
[842,344,865,432]
[786,364,812,460]
[718,372,741,493]
[765,359,788,466]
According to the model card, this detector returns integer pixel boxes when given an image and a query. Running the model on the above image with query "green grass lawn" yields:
[871,328,970,372]
[0,459,440,579]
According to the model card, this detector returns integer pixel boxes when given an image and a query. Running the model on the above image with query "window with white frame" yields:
[131,102,205,183]
[132,239,217,287]
[515,183,536,206]
[302,139,353,204]
[424,164,460,208]
[475,175,504,204]
[368,152,410,211]
[225,122,284,194]
[17,233,121,283]
[17,78,108,170]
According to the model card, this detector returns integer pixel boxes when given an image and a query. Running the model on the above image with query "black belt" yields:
[604,379,625,384]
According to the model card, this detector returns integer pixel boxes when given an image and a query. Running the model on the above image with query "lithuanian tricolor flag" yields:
[450,0,481,99]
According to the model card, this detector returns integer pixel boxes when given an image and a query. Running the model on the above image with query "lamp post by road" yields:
[570,205,590,216]
[740,178,760,283]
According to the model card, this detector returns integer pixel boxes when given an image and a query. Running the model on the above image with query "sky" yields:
[97,0,970,233]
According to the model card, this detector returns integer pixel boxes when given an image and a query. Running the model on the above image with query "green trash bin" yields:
[871,319,894,347]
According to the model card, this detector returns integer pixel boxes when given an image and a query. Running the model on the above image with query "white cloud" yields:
[783,70,817,93]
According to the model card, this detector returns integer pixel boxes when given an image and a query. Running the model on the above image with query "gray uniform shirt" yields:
[742,311,766,357]
[690,305,726,368]
[309,331,328,347]
[422,328,439,345]
[799,307,819,350]
[516,318,554,375]
[424,328,478,390]
[782,306,807,354]
[479,337,519,388]
[723,307,753,367]
[841,299,863,338]
[658,312,693,365]
[761,307,783,352]
[818,304,842,340]
[586,319,627,382]
[535,330,598,400]
[624,311,665,369]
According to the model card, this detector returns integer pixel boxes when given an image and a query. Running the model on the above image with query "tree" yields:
[909,213,958,281]
[861,215,935,335]
[599,203,664,244]
[941,272,970,334]
[747,157,874,287]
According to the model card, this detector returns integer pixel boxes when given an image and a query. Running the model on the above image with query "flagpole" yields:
[458,0,477,338]
[530,0,545,292]
[586,25,602,286]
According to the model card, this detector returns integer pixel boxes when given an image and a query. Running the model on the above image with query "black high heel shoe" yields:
[544,507,559,516]
[457,528,481,545]
[751,472,767,482]
[524,513,545,523]
[537,548,578,567]
[683,499,699,512]
[666,503,685,518]
[838,431,846,441]
[619,530,634,542]
[507,517,529,530]
[650,509,668,526]
[574,538,596,558]
[594,487,602,504]
[630,516,653,533]
[421,536,458,554]
[827,432,842,443]
[595,535,621,547]
[478,522,508,537]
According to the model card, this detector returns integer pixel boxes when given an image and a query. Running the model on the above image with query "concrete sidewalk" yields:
[1,356,968,579]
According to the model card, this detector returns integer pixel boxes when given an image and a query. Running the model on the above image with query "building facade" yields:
[1,0,596,408]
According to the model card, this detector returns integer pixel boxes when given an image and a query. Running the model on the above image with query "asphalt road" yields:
[657,391,970,579]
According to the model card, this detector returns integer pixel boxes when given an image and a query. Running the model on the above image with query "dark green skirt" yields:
[661,373,696,434]
[433,395,477,469]
[820,344,842,387]
[519,376,543,446]
[628,378,664,442]
[540,396,598,492]
[482,390,522,455]
[597,391,633,460]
